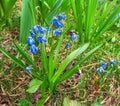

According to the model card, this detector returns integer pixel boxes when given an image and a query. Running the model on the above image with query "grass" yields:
[0,0,120,106]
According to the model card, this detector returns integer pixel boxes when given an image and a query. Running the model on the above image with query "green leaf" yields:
[92,102,103,106]
[36,94,51,106]
[0,47,26,69]
[0,55,4,72]
[40,43,48,73]
[48,27,70,82]
[70,0,120,44]
[0,0,16,17]
[52,43,89,83]
[20,0,37,43]
[63,98,85,106]
[57,44,102,83]
[27,79,42,93]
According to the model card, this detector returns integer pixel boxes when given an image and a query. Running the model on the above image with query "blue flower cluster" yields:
[27,25,47,54]
[52,12,66,28]
[52,12,66,36]
[97,61,107,73]
[52,12,78,49]
[26,12,79,73]
[51,12,79,49]
[97,60,117,73]
[26,12,66,73]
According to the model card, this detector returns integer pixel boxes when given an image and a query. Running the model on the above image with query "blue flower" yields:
[70,33,79,40]
[26,66,32,73]
[37,34,47,43]
[97,67,105,73]
[65,43,71,49]
[51,17,64,28]
[52,17,58,24]
[55,21,64,28]
[37,26,46,34]
[30,45,38,54]
[100,62,107,68]
[30,25,46,36]
[58,12,66,20]
[27,36,35,46]
[54,29,62,36]
[110,60,117,65]
[32,25,40,32]
[30,30,36,37]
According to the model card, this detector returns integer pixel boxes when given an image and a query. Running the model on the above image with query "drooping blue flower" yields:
[100,62,107,69]
[30,45,38,54]
[30,30,36,38]
[37,26,47,34]
[26,66,33,73]
[55,20,64,28]
[58,12,66,20]
[97,67,105,73]
[37,34,47,43]
[70,33,79,41]
[54,29,62,36]
[52,17,58,24]
[65,43,71,49]
[51,16,64,28]
[32,25,40,32]
[27,36,35,46]
[110,60,117,65]
[30,25,46,36]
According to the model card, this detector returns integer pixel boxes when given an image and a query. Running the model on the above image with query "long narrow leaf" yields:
[57,44,102,83]
[0,47,26,69]
[20,0,37,43]
[52,43,90,83]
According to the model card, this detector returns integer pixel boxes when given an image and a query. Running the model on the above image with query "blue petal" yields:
[51,16,58,24]
[30,45,38,54]
[38,34,47,43]
[26,66,32,73]
[54,29,62,36]
[97,67,105,73]
[55,21,64,28]
[38,26,46,34]
[33,25,40,32]
[70,33,79,40]
[110,60,117,65]
[30,30,36,37]
[65,43,71,49]
[51,16,64,28]
[27,36,35,45]
[100,62,107,68]
[58,12,66,20]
